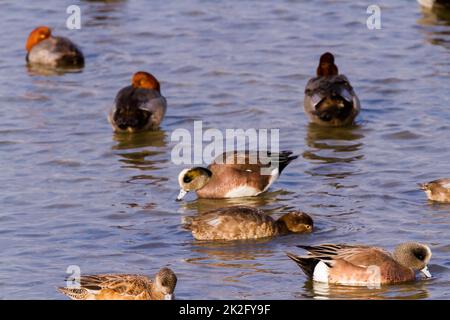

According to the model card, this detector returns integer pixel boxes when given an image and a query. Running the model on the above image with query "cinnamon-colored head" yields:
[131,71,161,92]
[26,26,52,52]
[316,52,339,77]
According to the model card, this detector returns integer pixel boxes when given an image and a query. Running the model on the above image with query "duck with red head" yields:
[109,71,167,133]
[304,52,360,127]
[26,26,84,68]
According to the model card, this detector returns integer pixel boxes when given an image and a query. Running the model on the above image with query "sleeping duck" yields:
[176,150,298,200]
[58,267,177,300]
[304,52,360,127]
[109,71,167,133]
[419,178,450,202]
[26,26,84,68]
[183,206,313,241]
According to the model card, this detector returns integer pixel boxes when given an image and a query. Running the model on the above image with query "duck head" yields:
[393,242,432,278]
[132,71,161,93]
[316,52,339,77]
[277,211,314,233]
[26,26,52,52]
[153,267,177,300]
[177,167,212,200]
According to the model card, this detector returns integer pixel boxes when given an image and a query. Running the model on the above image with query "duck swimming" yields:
[287,242,432,286]
[109,71,167,133]
[304,52,360,127]
[183,206,313,241]
[420,178,450,203]
[57,267,177,300]
[176,150,298,200]
[26,26,84,68]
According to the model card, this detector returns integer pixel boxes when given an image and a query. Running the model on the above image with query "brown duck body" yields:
[195,151,297,199]
[183,206,313,241]
[183,206,280,240]
[287,243,431,286]
[58,268,177,300]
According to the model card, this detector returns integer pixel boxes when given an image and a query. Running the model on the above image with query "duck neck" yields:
[275,220,290,235]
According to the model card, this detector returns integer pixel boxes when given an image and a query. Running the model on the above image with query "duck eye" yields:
[183,176,192,183]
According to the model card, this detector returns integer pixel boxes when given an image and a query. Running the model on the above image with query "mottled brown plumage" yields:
[420,178,450,202]
[58,267,177,300]
[183,206,313,240]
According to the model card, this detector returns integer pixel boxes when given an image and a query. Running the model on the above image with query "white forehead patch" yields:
[178,168,192,186]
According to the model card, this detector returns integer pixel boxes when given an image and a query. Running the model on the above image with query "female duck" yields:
[183,206,313,241]
[420,178,450,202]
[109,71,167,133]
[287,242,432,286]
[304,52,360,126]
[58,267,177,300]
[26,26,84,68]
[176,150,298,200]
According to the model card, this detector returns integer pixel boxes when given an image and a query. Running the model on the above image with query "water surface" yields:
[0,0,449,299]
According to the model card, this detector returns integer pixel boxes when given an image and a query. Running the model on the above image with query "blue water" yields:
[0,0,449,299]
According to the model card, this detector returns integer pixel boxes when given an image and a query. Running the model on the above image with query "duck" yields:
[57,267,177,300]
[176,150,298,200]
[182,206,313,241]
[287,242,432,286]
[108,71,167,133]
[26,26,84,68]
[304,52,360,127]
[419,178,450,203]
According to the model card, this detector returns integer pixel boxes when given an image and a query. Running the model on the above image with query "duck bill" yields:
[420,266,432,278]
[164,293,174,300]
[176,189,188,201]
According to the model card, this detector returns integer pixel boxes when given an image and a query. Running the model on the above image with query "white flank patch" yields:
[225,185,260,198]
[313,261,330,283]
[262,167,279,193]
[442,182,450,189]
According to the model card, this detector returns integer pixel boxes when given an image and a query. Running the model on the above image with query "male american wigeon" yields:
[176,150,298,200]
[182,206,313,241]
[419,178,450,203]
[287,243,432,286]
[57,267,177,300]
[26,26,84,68]
[304,52,360,127]
[109,71,167,133]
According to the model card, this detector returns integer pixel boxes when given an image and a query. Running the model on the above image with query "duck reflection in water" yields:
[112,130,169,186]
[417,2,450,50]
[303,123,364,180]
[299,280,430,300]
